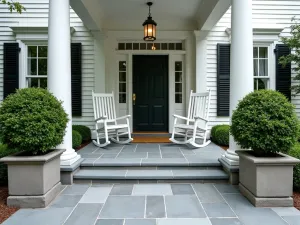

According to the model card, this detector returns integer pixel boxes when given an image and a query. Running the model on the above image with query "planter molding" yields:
[0,149,65,208]
[236,150,300,207]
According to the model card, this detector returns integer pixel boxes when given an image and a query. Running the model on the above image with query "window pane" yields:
[175,72,182,82]
[254,78,268,90]
[175,94,182,103]
[176,43,183,50]
[169,43,175,50]
[253,47,258,58]
[40,78,47,89]
[119,72,126,82]
[259,47,268,58]
[38,46,47,57]
[38,59,47,75]
[147,43,152,50]
[119,83,126,92]
[253,59,258,76]
[28,58,37,75]
[161,43,168,50]
[119,94,126,103]
[154,43,160,50]
[133,43,139,50]
[140,43,146,50]
[118,43,125,50]
[175,62,182,71]
[28,46,37,57]
[126,43,132,50]
[29,78,38,87]
[175,83,182,92]
[119,61,126,71]
[259,59,268,76]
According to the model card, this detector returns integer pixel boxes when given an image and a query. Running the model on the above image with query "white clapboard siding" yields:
[0,0,95,129]
[207,0,300,128]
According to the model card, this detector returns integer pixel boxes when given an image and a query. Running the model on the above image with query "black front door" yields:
[133,55,168,132]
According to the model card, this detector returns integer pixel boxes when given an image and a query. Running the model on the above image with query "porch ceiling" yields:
[70,0,231,32]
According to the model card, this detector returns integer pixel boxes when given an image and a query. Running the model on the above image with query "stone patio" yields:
[3,183,300,225]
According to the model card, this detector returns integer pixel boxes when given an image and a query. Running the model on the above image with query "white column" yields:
[194,30,209,93]
[48,0,80,166]
[221,0,253,166]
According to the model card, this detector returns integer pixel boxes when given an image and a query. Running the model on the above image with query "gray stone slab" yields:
[192,184,225,203]
[96,219,124,225]
[81,159,97,166]
[125,219,156,225]
[64,203,102,225]
[223,194,288,225]
[202,203,236,218]
[135,148,160,153]
[94,158,141,166]
[209,218,244,225]
[162,153,184,158]
[141,158,188,166]
[282,216,300,225]
[146,196,165,218]
[100,196,145,218]
[171,184,195,195]
[148,153,161,158]
[272,207,300,216]
[110,184,133,195]
[50,194,82,208]
[117,153,147,158]
[157,218,211,225]
[62,184,90,195]
[126,170,173,179]
[74,169,127,179]
[132,184,173,195]
[165,195,206,218]
[172,169,228,179]
[160,149,182,154]
[80,186,112,203]
[2,207,73,225]
[213,184,239,194]
[101,154,118,158]
[79,153,102,159]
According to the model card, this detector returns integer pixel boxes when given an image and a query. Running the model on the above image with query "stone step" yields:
[73,168,229,181]
[81,158,222,167]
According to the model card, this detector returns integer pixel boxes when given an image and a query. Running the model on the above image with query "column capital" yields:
[91,30,107,40]
[194,30,209,41]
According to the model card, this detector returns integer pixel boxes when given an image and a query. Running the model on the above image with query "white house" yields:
[0,0,298,167]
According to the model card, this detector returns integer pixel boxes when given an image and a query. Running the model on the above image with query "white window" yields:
[119,61,127,103]
[27,45,48,88]
[175,61,183,103]
[253,46,269,90]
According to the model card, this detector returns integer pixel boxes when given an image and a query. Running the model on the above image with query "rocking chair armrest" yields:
[194,116,208,122]
[95,116,107,122]
[173,114,189,121]
[115,115,131,121]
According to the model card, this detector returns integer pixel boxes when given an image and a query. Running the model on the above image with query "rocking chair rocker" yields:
[92,91,133,147]
[170,90,211,148]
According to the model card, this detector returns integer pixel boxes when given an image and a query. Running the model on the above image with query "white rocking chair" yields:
[92,91,133,147]
[170,90,211,148]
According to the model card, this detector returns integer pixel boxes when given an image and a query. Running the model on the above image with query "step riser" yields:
[81,162,222,167]
[80,166,222,170]
[73,179,229,184]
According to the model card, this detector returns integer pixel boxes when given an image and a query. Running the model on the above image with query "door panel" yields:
[133,55,168,131]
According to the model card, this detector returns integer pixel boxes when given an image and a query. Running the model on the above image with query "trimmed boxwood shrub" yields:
[72,125,91,142]
[0,88,69,155]
[289,143,300,191]
[210,125,222,142]
[230,90,299,155]
[72,130,82,149]
[0,144,19,185]
[213,125,230,146]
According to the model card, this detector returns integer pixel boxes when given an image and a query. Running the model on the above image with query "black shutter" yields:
[217,44,231,116]
[275,44,291,101]
[71,43,82,116]
[3,43,19,99]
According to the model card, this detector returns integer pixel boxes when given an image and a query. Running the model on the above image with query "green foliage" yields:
[0,143,19,185]
[0,88,69,155]
[288,143,300,190]
[211,125,230,146]
[1,0,25,13]
[72,130,82,149]
[280,17,300,95]
[230,90,299,155]
[72,125,91,142]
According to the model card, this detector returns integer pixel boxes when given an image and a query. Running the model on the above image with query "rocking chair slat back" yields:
[187,90,211,122]
[92,91,117,121]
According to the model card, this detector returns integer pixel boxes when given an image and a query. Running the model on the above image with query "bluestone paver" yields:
[272,207,300,216]
[209,218,244,225]
[192,184,225,203]
[125,219,156,225]
[157,218,211,225]
[202,203,236,218]
[132,184,173,195]
[146,196,166,218]
[282,216,300,225]
[50,194,82,208]
[170,184,195,195]
[62,184,90,195]
[110,184,133,195]
[80,186,112,203]
[213,184,239,194]
[95,219,124,225]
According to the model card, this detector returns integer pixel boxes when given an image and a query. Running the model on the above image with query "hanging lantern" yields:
[143,2,157,41]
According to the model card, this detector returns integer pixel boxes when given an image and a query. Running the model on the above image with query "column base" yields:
[221,149,239,166]
[219,158,239,185]
[60,158,84,185]
[60,153,81,166]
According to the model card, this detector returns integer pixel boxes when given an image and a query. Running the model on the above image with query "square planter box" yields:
[236,150,300,207]
[0,149,64,208]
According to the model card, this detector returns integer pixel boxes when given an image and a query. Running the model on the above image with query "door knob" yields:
[133,93,136,105]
